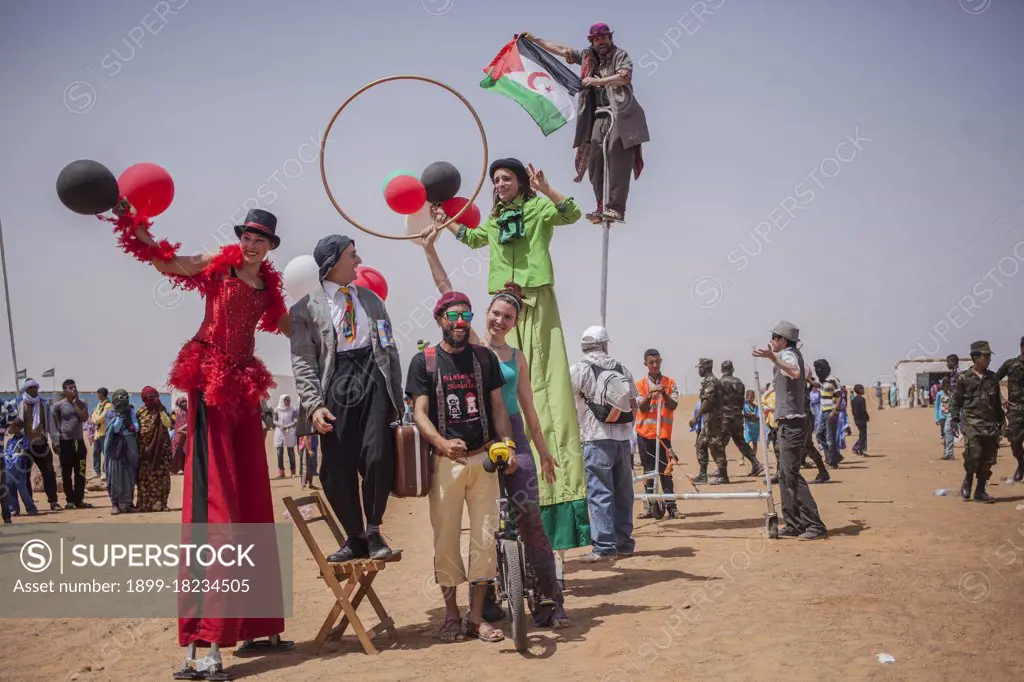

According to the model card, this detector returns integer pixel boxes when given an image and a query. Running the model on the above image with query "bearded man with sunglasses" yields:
[406,291,516,643]
[291,235,404,562]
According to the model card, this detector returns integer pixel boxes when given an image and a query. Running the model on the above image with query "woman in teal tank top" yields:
[420,228,569,629]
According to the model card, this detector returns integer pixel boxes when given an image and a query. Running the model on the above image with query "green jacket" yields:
[455,195,581,293]
[995,356,1024,408]
[951,367,1004,437]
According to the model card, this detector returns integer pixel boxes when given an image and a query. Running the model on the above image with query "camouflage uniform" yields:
[694,359,729,482]
[720,365,761,469]
[994,348,1024,481]
[952,341,1005,502]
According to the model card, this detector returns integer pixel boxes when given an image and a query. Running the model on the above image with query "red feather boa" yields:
[101,206,286,334]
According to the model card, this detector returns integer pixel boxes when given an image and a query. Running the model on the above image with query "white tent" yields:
[892,358,971,408]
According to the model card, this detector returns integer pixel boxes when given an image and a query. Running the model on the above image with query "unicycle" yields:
[483,439,550,652]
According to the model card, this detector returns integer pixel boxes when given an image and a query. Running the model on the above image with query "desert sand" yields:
[3,396,1024,681]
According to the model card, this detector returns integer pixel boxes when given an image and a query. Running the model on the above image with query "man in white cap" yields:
[570,325,639,562]
[753,321,827,540]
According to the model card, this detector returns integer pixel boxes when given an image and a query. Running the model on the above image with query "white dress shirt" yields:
[322,281,371,352]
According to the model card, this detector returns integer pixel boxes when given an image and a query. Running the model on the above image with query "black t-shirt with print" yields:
[405,345,504,451]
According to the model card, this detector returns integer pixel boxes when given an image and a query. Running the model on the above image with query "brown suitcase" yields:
[392,424,432,498]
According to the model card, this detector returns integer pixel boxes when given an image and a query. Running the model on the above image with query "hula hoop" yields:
[319,75,490,241]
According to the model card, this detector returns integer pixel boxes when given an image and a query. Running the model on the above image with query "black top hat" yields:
[234,209,280,249]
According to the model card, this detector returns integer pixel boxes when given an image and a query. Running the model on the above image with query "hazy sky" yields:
[1,0,1022,394]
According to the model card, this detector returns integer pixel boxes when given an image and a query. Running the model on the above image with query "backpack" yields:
[583,361,635,424]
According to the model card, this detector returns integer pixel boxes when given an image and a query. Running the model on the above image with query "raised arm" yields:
[520,32,575,62]
[133,224,213,277]
[420,228,481,345]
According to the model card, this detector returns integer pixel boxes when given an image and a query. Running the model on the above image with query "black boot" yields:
[748,457,765,477]
[692,468,708,484]
[973,475,995,503]
[710,465,730,485]
[1014,456,1024,483]
[960,473,974,500]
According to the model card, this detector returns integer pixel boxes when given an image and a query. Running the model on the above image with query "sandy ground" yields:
[3,397,1024,682]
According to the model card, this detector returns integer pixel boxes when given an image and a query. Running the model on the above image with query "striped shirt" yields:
[819,375,841,413]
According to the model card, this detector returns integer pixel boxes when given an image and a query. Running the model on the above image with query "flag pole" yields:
[0,216,18,391]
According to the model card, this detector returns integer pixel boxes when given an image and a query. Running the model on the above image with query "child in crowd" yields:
[5,418,39,518]
[743,390,760,451]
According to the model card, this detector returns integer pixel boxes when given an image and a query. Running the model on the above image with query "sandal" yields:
[438,616,465,643]
[636,509,654,519]
[173,663,204,680]
[463,618,505,643]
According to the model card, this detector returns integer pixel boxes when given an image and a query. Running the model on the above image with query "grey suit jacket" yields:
[289,284,404,422]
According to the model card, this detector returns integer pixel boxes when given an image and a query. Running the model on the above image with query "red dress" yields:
[166,245,287,648]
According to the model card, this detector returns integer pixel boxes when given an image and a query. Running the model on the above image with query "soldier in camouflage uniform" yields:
[994,335,1024,482]
[951,340,1005,503]
[720,360,765,477]
[688,358,730,484]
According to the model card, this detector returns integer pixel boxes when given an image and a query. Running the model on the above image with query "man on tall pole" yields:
[523,24,649,224]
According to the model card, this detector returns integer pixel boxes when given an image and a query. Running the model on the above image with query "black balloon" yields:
[56,159,120,215]
[420,161,461,204]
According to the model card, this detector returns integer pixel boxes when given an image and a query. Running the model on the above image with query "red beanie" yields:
[433,291,472,318]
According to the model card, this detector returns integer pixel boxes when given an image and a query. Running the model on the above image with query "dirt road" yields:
[3,401,1023,681]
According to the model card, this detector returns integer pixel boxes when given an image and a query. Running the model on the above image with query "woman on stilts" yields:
[110,205,292,680]
[421,228,570,629]
[435,159,591,553]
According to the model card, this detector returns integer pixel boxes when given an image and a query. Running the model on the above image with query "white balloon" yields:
[405,204,434,246]
[283,255,320,302]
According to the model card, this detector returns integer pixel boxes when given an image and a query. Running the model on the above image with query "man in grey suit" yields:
[290,234,404,561]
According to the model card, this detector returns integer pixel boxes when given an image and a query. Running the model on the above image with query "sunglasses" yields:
[444,310,474,323]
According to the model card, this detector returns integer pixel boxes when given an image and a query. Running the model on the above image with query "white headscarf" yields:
[276,394,291,410]
[19,378,43,430]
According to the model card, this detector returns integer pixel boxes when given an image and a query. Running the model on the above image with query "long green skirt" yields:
[508,284,590,550]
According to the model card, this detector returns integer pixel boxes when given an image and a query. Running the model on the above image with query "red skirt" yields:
[177,389,284,648]
[168,340,275,425]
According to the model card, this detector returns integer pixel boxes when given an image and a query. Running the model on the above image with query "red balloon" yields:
[440,196,481,229]
[118,162,174,217]
[384,175,426,215]
[355,266,388,301]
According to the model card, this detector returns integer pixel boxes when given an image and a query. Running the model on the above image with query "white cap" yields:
[581,325,610,344]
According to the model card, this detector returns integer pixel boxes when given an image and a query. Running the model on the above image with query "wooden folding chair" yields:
[282,492,402,655]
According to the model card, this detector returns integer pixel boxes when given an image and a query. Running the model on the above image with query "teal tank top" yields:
[499,350,520,416]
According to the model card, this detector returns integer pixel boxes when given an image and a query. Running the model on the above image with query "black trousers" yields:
[777,418,826,534]
[589,116,635,214]
[28,442,58,505]
[853,420,868,453]
[319,347,395,541]
[58,439,88,505]
[638,436,676,509]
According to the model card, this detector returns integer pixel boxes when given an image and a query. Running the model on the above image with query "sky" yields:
[1,0,1023,394]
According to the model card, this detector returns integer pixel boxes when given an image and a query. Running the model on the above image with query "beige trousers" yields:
[428,453,499,587]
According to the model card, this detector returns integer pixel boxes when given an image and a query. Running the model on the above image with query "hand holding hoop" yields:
[319,75,489,241]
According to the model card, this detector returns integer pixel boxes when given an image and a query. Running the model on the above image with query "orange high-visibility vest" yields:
[635,375,678,440]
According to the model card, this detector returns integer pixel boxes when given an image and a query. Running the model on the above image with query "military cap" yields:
[970,340,992,355]
[696,357,713,368]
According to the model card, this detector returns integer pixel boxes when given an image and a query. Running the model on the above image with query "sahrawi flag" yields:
[481,35,582,136]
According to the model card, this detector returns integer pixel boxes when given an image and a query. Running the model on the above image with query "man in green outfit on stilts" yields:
[435,157,591,552]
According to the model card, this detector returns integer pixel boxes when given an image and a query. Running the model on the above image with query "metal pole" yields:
[597,105,614,329]
[0,216,18,391]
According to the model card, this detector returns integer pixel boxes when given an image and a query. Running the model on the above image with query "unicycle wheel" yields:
[767,514,779,539]
[500,538,528,652]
